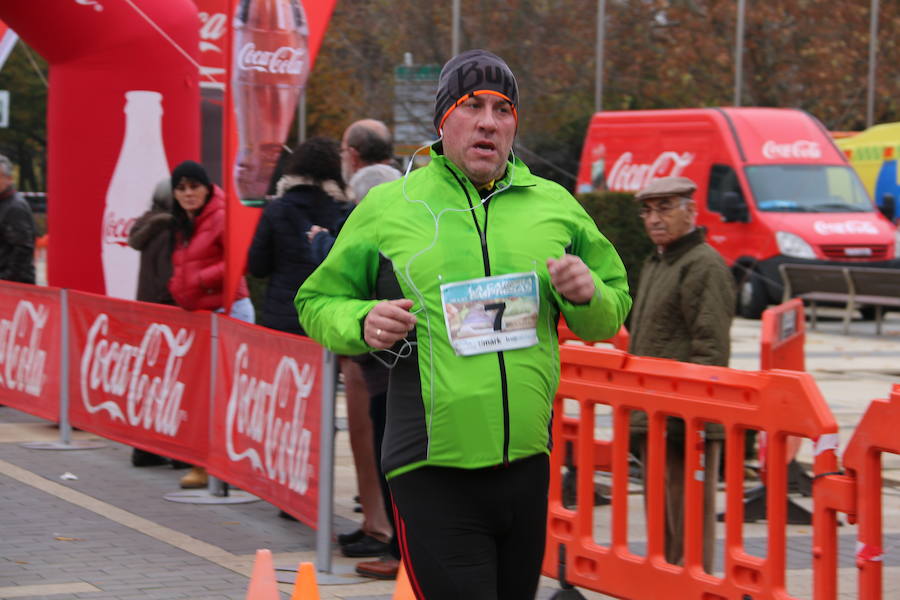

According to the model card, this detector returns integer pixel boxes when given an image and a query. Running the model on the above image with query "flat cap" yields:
[634,176,697,201]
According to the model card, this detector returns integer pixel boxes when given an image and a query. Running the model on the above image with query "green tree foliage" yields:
[307,0,900,187]
[577,191,654,301]
[1,2,898,193]
[0,41,47,192]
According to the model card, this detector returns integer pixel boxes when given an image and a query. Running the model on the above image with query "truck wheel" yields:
[739,272,768,319]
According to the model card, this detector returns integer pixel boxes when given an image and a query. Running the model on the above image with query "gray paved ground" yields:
[1,309,899,599]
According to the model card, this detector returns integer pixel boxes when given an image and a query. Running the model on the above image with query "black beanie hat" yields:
[171,160,212,192]
[433,49,519,134]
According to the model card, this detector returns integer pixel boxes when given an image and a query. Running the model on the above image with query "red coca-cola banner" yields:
[67,291,212,466]
[210,317,322,527]
[222,0,338,310]
[0,282,61,422]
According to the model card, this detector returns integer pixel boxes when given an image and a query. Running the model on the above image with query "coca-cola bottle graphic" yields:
[232,0,309,204]
[101,90,170,299]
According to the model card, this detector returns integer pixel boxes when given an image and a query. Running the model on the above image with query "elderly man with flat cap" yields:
[296,49,631,598]
[629,175,735,573]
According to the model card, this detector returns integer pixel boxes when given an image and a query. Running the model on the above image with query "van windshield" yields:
[744,165,873,213]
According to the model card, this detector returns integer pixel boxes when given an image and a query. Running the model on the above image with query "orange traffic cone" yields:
[245,549,279,600]
[289,561,319,600]
[392,560,415,600]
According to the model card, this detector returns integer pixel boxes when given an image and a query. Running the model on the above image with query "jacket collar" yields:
[427,144,538,190]
[655,227,707,264]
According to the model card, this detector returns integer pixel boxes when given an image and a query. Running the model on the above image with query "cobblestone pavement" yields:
[1,311,899,599]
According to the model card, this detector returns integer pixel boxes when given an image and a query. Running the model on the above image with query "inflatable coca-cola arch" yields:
[0,0,336,299]
[0,0,200,297]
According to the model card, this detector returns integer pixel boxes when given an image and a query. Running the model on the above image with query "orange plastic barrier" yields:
[557,318,629,350]
[759,299,806,470]
[543,344,838,599]
[760,298,805,372]
[815,384,900,600]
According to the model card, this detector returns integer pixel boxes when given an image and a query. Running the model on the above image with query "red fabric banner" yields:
[210,317,322,527]
[222,0,338,310]
[67,291,212,466]
[0,282,61,422]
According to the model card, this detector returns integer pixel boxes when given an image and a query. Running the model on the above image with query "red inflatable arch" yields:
[0,0,200,297]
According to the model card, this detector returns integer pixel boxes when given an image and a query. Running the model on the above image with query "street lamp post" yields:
[595,0,606,113]
[867,0,880,127]
[452,0,460,57]
[734,0,746,106]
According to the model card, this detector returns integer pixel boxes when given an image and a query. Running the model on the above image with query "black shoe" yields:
[131,448,168,467]
[170,460,191,470]
[341,534,390,558]
[338,528,365,546]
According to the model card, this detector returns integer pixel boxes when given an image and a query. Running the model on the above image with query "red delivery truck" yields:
[577,107,900,317]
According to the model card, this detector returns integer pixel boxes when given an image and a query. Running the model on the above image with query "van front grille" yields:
[819,244,889,260]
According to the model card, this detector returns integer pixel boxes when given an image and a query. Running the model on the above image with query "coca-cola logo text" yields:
[813,220,880,236]
[199,12,227,53]
[226,343,316,495]
[80,314,194,436]
[606,151,694,192]
[236,43,306,75]
[0,301,48,397]
[102,212,136,247]
[762,140,822,160]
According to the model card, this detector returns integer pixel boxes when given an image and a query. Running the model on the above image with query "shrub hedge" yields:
[576,191,654,304]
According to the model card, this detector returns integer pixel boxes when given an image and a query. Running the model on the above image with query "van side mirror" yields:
[721,191,749,223]
[879,193,896,222]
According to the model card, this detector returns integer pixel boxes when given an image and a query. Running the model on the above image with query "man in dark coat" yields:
[0,154,36,284]
[628,175,735,573]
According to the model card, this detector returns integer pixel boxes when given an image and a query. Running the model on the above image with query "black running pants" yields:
[388,453,549,600]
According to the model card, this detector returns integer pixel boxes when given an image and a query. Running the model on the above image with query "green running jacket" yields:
[295,150,631,478]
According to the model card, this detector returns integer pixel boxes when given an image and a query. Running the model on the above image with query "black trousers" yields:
[388,453,549,600]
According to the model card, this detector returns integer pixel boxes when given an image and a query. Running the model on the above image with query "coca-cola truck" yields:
[576,107,900,317]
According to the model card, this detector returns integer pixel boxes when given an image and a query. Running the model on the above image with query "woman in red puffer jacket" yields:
[168,160,252,319]
[167,160,254,488]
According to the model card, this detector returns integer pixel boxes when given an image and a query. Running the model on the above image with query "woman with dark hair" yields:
[247,137,347,334]
[127,178,178,469]
[168,160,254,488]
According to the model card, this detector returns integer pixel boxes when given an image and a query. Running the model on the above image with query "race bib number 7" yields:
[440,272,540,356]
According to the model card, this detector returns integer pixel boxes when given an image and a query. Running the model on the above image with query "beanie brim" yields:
[436,90,519,135]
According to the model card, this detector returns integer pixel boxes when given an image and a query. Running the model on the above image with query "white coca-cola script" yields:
[0,300,48,397]
[813,220,880,236]
[762,140,822,160]
[226,343,316,495]
[102,212,136,247]
[80,314,194,435]
[237,43,306,75]
[199,11,227,53]
[606,151,695,192]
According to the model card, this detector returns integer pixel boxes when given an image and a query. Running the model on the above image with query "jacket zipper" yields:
[448,167,511,466]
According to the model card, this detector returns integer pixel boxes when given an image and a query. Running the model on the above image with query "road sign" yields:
[393,64,439,156]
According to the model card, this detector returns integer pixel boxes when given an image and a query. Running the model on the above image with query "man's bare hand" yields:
[364,299,417,349]
[547,255,596,304]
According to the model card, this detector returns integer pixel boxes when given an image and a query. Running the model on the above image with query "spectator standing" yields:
[296,50,631,598]
[308,119,403,579]
[0,154,36,284]
[628,175,735,572]
[247,137,347,334]
[168,160,254,489]
[127,178,177,468]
